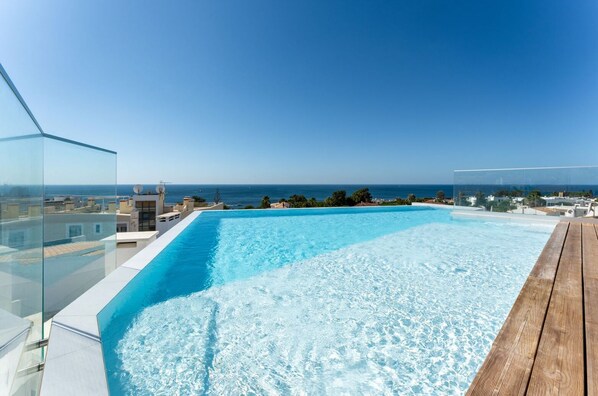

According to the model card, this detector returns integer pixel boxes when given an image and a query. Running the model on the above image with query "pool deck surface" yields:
[468,220,598,395]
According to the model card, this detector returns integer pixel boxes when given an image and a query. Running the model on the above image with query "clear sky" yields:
[1,1,597,184]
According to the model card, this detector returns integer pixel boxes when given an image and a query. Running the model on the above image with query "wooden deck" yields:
[468,221,598,395]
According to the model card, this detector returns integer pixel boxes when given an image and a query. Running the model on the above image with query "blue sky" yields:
[1,1,597,184]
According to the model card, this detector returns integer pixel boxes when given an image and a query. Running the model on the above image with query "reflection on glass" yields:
[454,166,598,217]
[1,65,116,395]
[0,65,45,395]
[42,137,117,318]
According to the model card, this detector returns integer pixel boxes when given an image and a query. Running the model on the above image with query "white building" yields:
[116,184,195,236]
[271,201,291,209]
[487,195,510,203]
[542,196,592,207]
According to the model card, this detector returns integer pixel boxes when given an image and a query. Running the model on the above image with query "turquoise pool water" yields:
[99,206,554,395]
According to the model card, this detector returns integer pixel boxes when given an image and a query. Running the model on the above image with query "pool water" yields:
[100,206,554,395]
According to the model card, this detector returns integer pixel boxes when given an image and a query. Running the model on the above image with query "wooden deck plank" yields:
[467,222,569,396]
[467,278,554,395]
[529,222,570,281]
[527,222,584,395]
[583,223,598,396]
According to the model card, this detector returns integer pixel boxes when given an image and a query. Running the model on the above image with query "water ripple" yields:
[116,220,551,395]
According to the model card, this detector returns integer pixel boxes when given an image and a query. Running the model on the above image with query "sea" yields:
[117,184,453,208]
[7,183,596,209]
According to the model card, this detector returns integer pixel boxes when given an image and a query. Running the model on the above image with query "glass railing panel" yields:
[0,65,42,138]
[0,63,45,395]
[454,166,598,217]
[0,136,44,395]
[0,63,117,395]
[42,136,117,320]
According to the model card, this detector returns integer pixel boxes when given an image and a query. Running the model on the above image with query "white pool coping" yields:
[411,202,456,210]
[40,211,201,396]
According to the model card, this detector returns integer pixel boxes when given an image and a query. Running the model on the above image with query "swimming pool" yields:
[99,206,554,395]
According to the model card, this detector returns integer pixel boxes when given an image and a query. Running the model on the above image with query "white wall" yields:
[156,215,182,237]
[115,232,158,267]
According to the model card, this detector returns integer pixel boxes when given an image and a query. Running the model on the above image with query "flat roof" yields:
[157,211,181,218]
[116,231,159,242]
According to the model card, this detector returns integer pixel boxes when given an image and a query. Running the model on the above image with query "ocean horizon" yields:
[5,183,596,209]
[116,184,455,208]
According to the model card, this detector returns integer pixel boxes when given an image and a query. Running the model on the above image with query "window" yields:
[94,223,102,234]
[67,224,83,238]
[136,200,156,231]
[116,223,128,232]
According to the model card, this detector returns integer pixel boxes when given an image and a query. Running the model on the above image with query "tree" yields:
[492,200,516,213]
[325,190,347,207]
[526,190,543,207]
[351,188,372,204]
[288,194,308,208]
[381,198,410,206]
[191,195,206,203]
[474,191,487,207]
[308,197,318,207]
[457,191,467,206]
[244,205,255,209]
[407,193,416,203]
[260,196,271,209]
[511,188,523,197]
[213,188,221,204]
[436,190,446,202]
